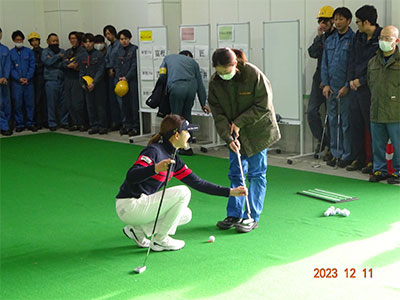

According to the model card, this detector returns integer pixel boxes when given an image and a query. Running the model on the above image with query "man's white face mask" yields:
[379,40,394,52]
[219,68,236,80]
[94,43,105,51]
[15,42,23,48]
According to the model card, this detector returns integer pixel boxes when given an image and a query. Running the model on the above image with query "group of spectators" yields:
[0,25,140,137]
[306,5,399,184]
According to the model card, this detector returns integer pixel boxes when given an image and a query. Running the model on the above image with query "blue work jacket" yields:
[0,43,11,79]
[321,28,354,92]
[41,47,66,81]
[9,46,35,81]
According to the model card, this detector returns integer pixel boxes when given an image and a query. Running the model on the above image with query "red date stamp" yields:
[314,268,373,278]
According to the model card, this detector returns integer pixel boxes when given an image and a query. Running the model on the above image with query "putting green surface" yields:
[1,133,399,300]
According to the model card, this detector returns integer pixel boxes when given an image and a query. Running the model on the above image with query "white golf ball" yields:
[208,235,215,243]
[335,208,342,215]
[341,209,350,217]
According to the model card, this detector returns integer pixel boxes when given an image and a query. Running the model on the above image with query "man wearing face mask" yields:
[9,30,36,132]
[367,25,400,184]
[62,31,86,132]
[0,27,12,136]
[208,48,280,233]
[158,51,210,155]
[94,35,107,56]
[307,5,335,161]
[347,5,382,174]
[41,33,67,131]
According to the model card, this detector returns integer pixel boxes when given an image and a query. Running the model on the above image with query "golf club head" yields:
[134,266,146,274]
[312,163,321,168]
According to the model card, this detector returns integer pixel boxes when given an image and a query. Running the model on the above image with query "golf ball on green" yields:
[208,235,215,243]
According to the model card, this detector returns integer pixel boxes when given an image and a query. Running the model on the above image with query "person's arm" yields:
[10,53,20,81]
[41,49,61,67]
[26,49,36,81]
[233,73,271,129]
[125,153,158,185]
[320,46,329,87]
[195,62,207,106]
[92,53,105,85]
[125,46,138,81]
[347,35,356,83]
[208,82,234,145]
[308,34,323,59]
[4,50,11,79]
[174,163,230,196]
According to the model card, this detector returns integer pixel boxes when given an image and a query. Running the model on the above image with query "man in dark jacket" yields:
[28,32,47,129]
[79,33,107,134]
[307,5,335,160]
[63,31,86,131]
[347,5,382,173]
[115,29,139,137]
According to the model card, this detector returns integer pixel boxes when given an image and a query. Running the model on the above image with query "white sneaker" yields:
[150,235,185,252]
[123,225,150,248]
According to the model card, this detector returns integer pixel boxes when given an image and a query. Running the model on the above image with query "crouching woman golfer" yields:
[116,114,247,252]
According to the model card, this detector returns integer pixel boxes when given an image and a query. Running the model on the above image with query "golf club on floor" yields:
[134,148,178,274]
[232,133,253,223]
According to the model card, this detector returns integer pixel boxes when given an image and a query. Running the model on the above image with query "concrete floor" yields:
[2,128,377,183]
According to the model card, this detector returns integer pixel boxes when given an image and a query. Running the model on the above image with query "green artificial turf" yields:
[1,133,399,300]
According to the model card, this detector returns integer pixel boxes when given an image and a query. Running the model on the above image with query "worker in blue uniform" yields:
[9,30,36,132]
[0,27,12,136]
[41,33,68,131]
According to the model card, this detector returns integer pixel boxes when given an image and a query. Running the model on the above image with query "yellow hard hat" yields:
[317,6,334,19]
[28,32,41,41]
[114,80,129,97]
[82,76,94,85]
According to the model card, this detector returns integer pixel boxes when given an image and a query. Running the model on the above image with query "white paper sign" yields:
[141,67,154,81]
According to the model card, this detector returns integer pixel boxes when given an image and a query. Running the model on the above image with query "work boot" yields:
[337,159,352,168]
[323,150,333,162]
[326,157,337,167]
[362,162,373,174]
[88,128,99,135]
[123,225,150,248]
[387,173,400,185]
[235,219,258,233]
[150,235,185,251]
[216,217,242,230]
[346,160,364,171]
[369,171,387,183]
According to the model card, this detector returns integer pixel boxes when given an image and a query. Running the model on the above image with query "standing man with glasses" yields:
[347,5,382,174]
[307,5,335,161]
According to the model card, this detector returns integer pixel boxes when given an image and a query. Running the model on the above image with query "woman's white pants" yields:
[116,185,192,237]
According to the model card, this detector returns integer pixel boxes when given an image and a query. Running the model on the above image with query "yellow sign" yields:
[140,30,153,42]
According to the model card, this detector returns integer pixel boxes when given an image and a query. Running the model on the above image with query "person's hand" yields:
[119,76,127,81]
[337,86,349,98]
[67,62,79,70]
[230,123,240,138]
[317,25,324,37]
[202,105,210,114]
[58,53,64,59]
[87,83,95,92]
[230,186,248,197]
[229,139,240,153]
[155,158,175,173]
[20,78,28,85]
[108,69,115,78]
[0,78,6,85]
[322,85,333,99]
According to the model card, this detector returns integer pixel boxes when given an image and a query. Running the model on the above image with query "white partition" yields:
[179,24,210,115]
[217,22,250,61]
[263,20,309,160]
[263,20,301,123]
[137,26,168,113]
